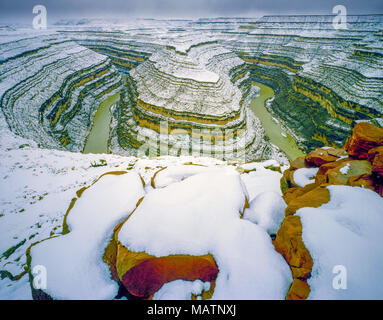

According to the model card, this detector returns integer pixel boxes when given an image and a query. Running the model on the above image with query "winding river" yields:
[248,82,304,160]
[82,93,120,154]
[83,83,303,160]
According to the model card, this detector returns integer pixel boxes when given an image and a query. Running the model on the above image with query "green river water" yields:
[83,93,120,154]
[83,84,303,160]
[248,82,304,160]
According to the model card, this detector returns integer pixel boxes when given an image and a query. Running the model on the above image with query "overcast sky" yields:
[1,0,383,23]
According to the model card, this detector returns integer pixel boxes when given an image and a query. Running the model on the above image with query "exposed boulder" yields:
[290,156,308,170]
[325,160,372,185]
[305,147,347,167]
[286,279,310,300]
[273,215,313,299]
[314,158,350,185]
[344,122,383,159]
[282,183,318,205]
[274,215,313,280]
[347,173,375,190]
[285,185,330,216]
[368,146,383,177]
[104,218,219,299]
[121,255,218,298]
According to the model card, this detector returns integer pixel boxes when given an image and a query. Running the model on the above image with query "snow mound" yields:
[297,185,383,299]
[152,164,231,188]
[243,191,286,235]
[293,167,319,187]
[30,172,145,299]
[240,162,283,202]
[153,279,211,300]
[119,169,292,299]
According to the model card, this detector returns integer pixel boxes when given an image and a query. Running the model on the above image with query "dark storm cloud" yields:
[1,0,383,23]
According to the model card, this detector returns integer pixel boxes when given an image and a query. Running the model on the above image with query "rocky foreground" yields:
[14,122,381,300]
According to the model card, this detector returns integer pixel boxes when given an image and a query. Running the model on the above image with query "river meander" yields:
[248,82,304,160]
[83,93,120,154]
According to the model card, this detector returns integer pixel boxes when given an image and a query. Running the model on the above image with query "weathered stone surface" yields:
[274,215,313,280]
[103,196,219,299]
[326,160,372,185]
[368,147,383,177]
[121,255,218,298]
[282,183,318,205]
[285,185,330,216]
[305,147,347,167]
[280,167,305,194]
[280,169,292,194]
[315,158,350,185]
[286,278,310,300]
[347,174,375,191]
[344,122,383,159]
[290,156,308,170]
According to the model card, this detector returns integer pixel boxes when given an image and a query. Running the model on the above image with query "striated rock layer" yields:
[117,43,274,161]
[1,16,382,160]
[228,15,383,151]
[0,32,123,151]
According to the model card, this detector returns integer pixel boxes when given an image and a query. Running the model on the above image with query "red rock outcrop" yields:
[276,122,383,300]
[121,255,218,298]
[368,146,383,177]
[344,122,383,159]
[273,215,313,300]
[103,202,218,300]
[305,147,347,167]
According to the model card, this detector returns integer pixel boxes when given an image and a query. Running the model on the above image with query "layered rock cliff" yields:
[1,16,382,160]
[0,32,123,152]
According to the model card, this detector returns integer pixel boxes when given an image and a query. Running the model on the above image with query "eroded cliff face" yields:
[227,15,383,151]
[113,44,277,161]
[0,32,123,152]
[1,16,382,160]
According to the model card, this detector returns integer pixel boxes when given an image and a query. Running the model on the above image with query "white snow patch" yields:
[118,169,292,299]
[243,191,286,235]
[30,172,145,299]
[153,279,210,300]
[240,163,283,202]
[339,163,350,175]
[297,185,383,299]
[293,167,319,187]
[153,165,232,188]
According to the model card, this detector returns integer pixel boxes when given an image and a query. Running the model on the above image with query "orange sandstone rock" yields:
[121,255,218,298]
[290,156,308,170]
[326,160,372,185]
[368,147,383,177]
[347,174,375,191]
[282,183,318,205]
[315,158,350,185]
[274,215,313,280]
[344,122,383,159]
[286,278,310,300]
[305,147,347,167]
[284,185,330,216]
[103,199,219,299]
